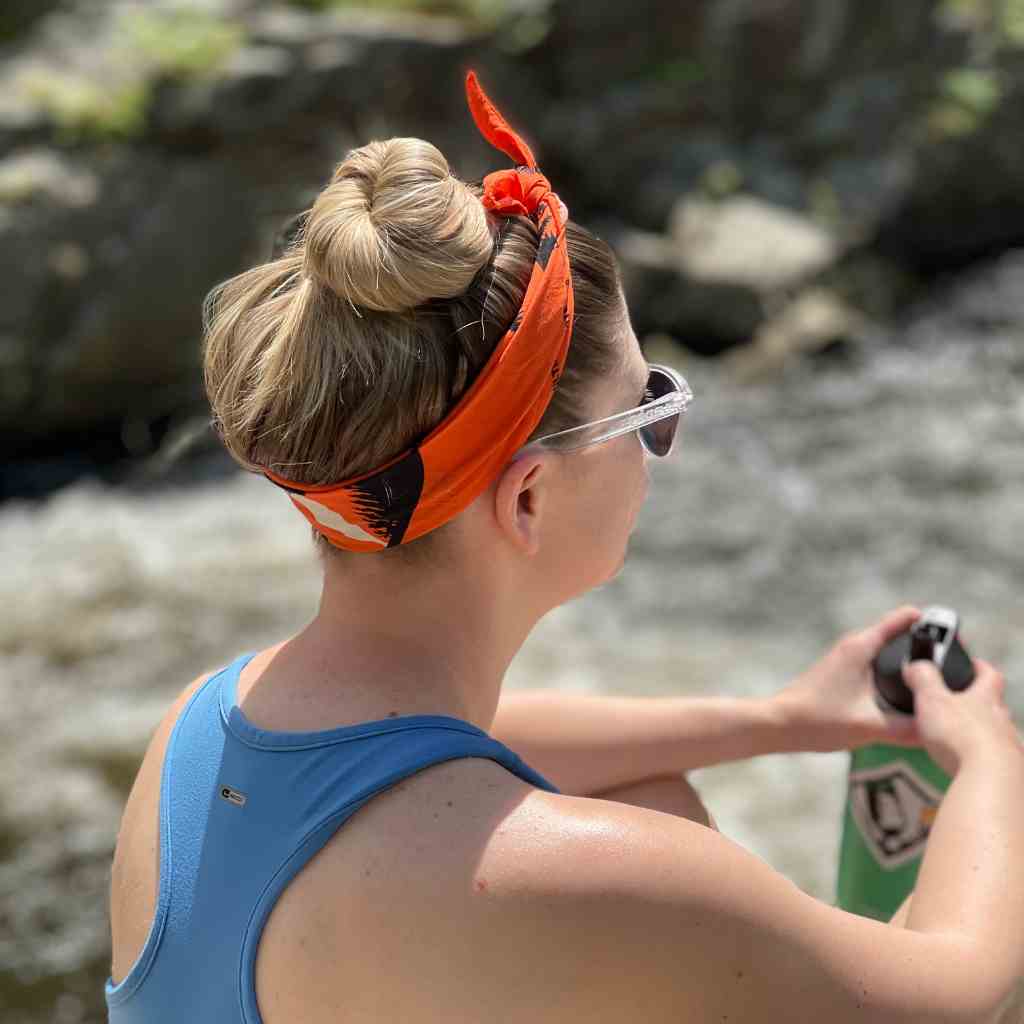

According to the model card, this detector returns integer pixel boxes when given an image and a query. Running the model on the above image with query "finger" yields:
[862,605,922,651]
[903,659,944,693]
[972,656,997,677]
[992,672,1007,700]
[972,659,1006,698]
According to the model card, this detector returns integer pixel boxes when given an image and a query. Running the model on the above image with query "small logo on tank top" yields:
[220,784,247,807]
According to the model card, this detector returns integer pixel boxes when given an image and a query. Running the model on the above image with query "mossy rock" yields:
[0,0,62,42]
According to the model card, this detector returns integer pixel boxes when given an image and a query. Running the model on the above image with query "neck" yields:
[277,551,536,733]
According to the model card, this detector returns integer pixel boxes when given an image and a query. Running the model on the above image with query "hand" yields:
[771,606,928,754]
[903,655,1020,776]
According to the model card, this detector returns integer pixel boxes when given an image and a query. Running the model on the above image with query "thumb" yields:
[903,659,944,693]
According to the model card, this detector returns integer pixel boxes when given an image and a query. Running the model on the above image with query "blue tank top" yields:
[104,652,560,1023]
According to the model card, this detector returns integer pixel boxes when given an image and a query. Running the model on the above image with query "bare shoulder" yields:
[483,790,993,1024]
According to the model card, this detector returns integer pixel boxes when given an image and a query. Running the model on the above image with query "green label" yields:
[836,745,950,920]
[848,758,943,868]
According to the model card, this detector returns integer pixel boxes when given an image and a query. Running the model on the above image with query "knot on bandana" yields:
[482,166,552,219]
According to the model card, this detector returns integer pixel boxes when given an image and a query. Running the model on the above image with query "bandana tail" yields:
[465,70,537,169]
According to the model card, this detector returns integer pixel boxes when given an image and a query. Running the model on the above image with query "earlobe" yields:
[494,455,548,556]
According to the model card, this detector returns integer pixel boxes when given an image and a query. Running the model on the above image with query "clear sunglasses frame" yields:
[519,363,694,456]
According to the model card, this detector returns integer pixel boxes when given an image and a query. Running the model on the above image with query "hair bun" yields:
[302,138,493,313]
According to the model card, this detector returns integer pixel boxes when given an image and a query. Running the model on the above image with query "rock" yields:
[613,197,842,354]
[668,194,840,291]
[876,73,1024,269]
[223,42,294,80]
[902,249,1024,344]
[0,153,258,456]
[0,149,100,208]
[0,0,61,42]
[722,288,862,382]
[639,331,712,374]
[815,250,925,324]
[148,42,299,141]
[615,227,764,353]
[0,82,51,142]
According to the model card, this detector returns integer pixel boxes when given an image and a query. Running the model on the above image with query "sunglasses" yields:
[520,364,693,457]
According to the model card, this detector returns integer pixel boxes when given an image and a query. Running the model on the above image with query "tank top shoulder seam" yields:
[225,718,493,752]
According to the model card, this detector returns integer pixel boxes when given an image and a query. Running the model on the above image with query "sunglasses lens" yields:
[638,368,680,457]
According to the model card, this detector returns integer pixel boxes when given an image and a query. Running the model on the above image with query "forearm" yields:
[489,689,793,797]
[905,746,1024,1016]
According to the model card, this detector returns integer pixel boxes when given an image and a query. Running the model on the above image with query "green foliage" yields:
[0,1,61,43]
[17,71,150,144]
[808,177,842,232]
[283,0,552,47]
[939,0,1024,46]
[13,5,246,144]
[924,102,977,139]
[699,160,743,199]
[938,0,987,21]
[1001,0,1024,44]
[286,0,515,26]
[651,57,707,90]
[942,68,1003,114]
[118,7,246,80]
[923,67,1003,141]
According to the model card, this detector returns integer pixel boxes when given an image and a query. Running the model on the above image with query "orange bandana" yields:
[261,70,574,552]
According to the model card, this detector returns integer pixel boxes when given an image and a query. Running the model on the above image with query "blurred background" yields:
[1,0,1023,1020]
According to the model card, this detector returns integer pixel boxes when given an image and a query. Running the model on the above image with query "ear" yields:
[493,453,553,557]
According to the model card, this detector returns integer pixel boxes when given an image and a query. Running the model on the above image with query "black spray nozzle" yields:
[873,611,975,715]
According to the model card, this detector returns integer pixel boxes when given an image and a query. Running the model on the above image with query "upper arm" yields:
[502,795,999,1024]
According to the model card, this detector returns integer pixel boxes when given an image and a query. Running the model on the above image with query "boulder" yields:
[722,288,862,382]
[614,196,842,356]
[668,194,839,292]
[0,151,256,457]
[614,226,764,353]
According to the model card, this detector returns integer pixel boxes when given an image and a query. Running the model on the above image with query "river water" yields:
[2,254,1022,1022]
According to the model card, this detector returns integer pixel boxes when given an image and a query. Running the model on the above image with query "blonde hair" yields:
[202,136,625,564]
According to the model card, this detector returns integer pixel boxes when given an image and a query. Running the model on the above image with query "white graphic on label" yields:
[848,760,943,869]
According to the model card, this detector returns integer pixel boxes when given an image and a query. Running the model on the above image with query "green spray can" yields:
[836,606,975,921]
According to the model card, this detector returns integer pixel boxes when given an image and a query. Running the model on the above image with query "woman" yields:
[105,72,1024,1022]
